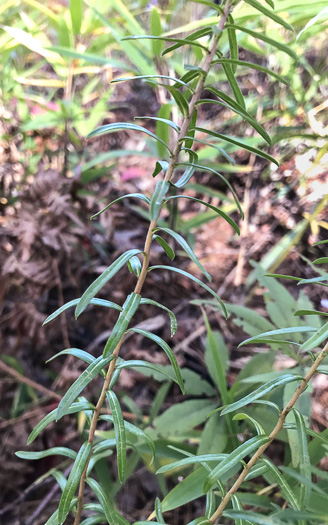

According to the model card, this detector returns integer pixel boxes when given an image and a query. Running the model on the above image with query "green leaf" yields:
[140,298,177,336]
[152,160,170,178]
[226,24,297,59]
[203,436,270,492]
[122,35,209,54]
[56,355,115,420]
[222,510,283,525]
[87,123,172,153]
[150,181,170,220]
[233,413,265,435]
[174,163,196,187]
[113,75,192,91]
[314,257,328,264]
[187,519,211,525]
[203,314,230,404]
[155,227,211,281]
[128,328,185,394]
[239,326,318,347]
[16,447,77,461]
[136,116,180,133]
[43,298,122,325]
[70,0,82,34]
[149,266,227,318]
[58,442,92,524]
[166,195,240,234]
[155,497,165,524]
[87,477,130,525]
[106,391,126,483]
[156,104,172,158]
[127,256,142,277]
[300,322,328,352]
[90,194,150,220]
[156,453,227,474]
[244,0,294,31]
[162,26,213,55]
[46,348,96,367]
[298,274,328,285]
[48,46,130,69]
[75,250,141,318]
[181,136,235,164]
[295,309,328,317]
[260,457,299,510]
[221,62,246,110]
[27,401,94,444]
[219,374,304,416]
[185,108,198,149]
[194,127,279,166]
[115,359,178,384]
[174,162,243,217]
[150,7,163,56]
[45,499,77,525]
[227,17,238,74]
[100,414,155,465]
[231,494,247,525]
[154,235,175,261]
[103,293,141,357]
[293,409,311,507]
[217,58,288,85]
[161,467,208,512]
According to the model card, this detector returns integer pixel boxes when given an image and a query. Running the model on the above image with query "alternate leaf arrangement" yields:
[16,1,328,524]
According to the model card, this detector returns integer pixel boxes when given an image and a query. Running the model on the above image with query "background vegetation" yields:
[0,0,328,523]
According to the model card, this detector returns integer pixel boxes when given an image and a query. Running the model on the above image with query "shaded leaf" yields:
[244,0,294,31]
[87,477,130,525]
[140,298,177,336]
[106,391,126,483]
[90,194,150,220]
[154,235,175,261]
[16,447,77,461]
[150,181,170,220]
[103,293,142,357]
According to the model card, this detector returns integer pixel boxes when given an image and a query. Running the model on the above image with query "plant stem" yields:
[209,342,328,524]
[73,3,232,523]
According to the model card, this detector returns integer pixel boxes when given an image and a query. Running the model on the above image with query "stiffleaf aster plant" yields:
[16,1,328,524]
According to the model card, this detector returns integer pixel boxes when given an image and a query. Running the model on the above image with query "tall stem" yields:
[209,342,328,524]
[73,4,232,523]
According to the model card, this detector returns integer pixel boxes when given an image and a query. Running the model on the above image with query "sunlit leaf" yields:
[244,0,294,31]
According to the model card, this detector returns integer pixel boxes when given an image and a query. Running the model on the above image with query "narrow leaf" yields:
[56,355,115,420]
[70,0,82,34]
[128,328,185,394]
[46,348,95,367]
[260,457,299,510]
[136,116,180,133]
[300,322,328,352]
[220,374,304,415]
[244,0,294,31]
[87,123,172,154]
[239,326,318,347]
[90,194,150,220]
[113,75,192,91]
[149,265,227,318]
[27,402,94,444]
[58,442,92,524]
[155,227,211,281]
[293,409,311,507]
[106,391,126,483]
[156,453,227,474]
[103,293,141,357]
[115,359,177,383]
[154,235,176,261]
[150,7,163,56]
[221,62,246,110]
[140,298,178,336]
[87,477,130,525]
[203,436,270,492]
[213,58,288,84]
[43,298,122,325]
[75,250,141,318]
[150,181,170,220]
[16,447,77,461]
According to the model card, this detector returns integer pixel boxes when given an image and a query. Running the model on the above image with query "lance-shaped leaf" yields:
[43,298,122,325]
[27,401,94,444]
[174,163,196,187]
[314,257,328,264]
[122,35,209,54]
[239,326,318,347]
[87,123,171,154]
[46,499,78,525]
[75,250,141,318]
[58,441,92,524]
[140,298,177,336]
[233,413,265,435]
[222,510,283,524]
[154,235,175,261]
[128,328,185,394]
[127,256,142,277]
[187,519,211,525]
[227,17,238,74]
[106,391,126,483]
[115,359,177,383]
[157,453,227,474]
[46,348,96,367]
[293,409,311,508]
[150,181,170,220]
[165,195,240,235]
[112,75,193,91]
[163,26,213,55]
[136,116,180,133]
[218,374,304,416]
[295,309,328,317]
[56,355,115,420]
[231,494,248,525]
[221,62,246,110]
[260,457,299,510]
[174,162,243,217]
[181,136,235,164]
[226,24,297,60]
[16,447,77,461]
[150,6,163,55]
[244,0,294,31]
[91,194,150,220]
[70,0,82,34]
[103,293,141,357]
[194,127,279,166]
[87,477,130,525]
[203,435,270,492]
[298,274,328,285]
[185,108,198,149]
[155,227,211,281]
[100,414,155,465]
[155,497,166,524]
[300,322,328,352]
[215,59,288,85]
[149,265,227,318]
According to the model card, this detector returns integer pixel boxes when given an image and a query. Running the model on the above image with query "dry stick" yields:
[209,341,328,524]
[73,4,232,524]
